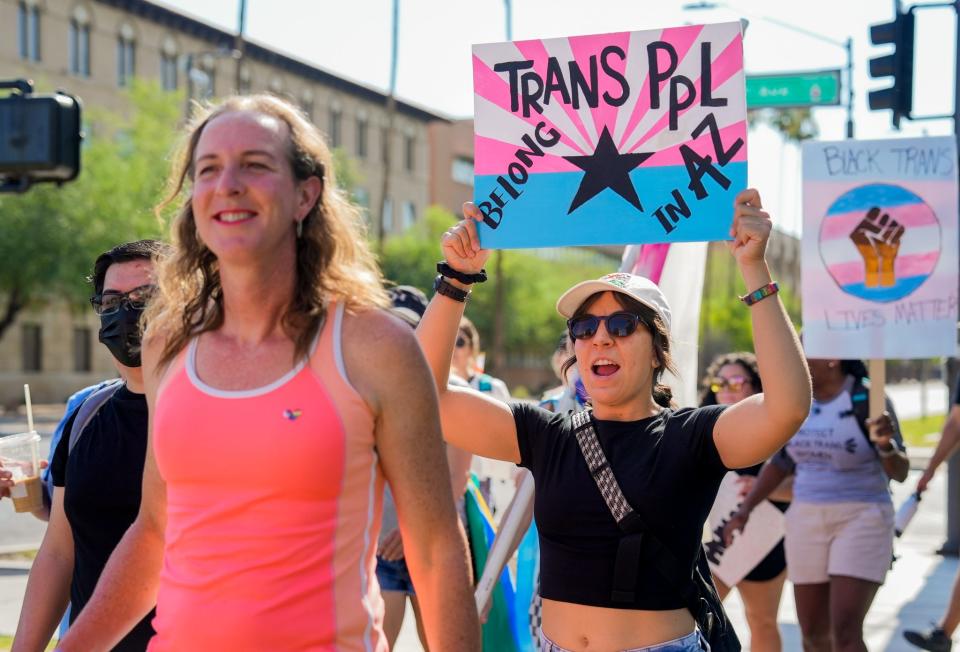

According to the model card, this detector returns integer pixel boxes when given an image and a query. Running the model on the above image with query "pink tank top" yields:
[149,303,387,651]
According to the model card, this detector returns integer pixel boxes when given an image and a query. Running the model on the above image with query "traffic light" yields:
[868,9,915,129]
[0,79,82,192]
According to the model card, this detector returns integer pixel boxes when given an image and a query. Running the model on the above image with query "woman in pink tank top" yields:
[56,95,479,652]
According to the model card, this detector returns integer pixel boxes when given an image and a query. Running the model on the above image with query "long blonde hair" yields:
[148,94,388,367]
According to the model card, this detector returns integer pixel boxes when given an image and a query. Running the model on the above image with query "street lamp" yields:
[181,48,241,118]
[683,1,855,139]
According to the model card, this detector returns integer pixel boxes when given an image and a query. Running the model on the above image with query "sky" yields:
[158,0,957,236]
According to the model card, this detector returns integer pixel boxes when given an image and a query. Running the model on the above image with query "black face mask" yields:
[98,305,144,368]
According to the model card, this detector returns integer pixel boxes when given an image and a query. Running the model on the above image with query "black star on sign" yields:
[563,126,653,215]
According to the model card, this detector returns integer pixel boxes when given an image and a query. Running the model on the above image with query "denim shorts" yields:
[376,556,415,595]
[539,629,709,652]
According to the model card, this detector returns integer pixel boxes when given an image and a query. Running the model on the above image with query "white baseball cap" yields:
[556,272,672,332]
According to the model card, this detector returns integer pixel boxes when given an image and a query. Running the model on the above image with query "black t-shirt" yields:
[51,385,155,651]
[954,372,960,405]
[513,403,729,610]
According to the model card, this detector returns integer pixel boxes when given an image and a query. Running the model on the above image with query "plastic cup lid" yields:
[0,432,40,447]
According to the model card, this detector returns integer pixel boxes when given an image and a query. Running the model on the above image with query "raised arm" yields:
[344,310,480,651]
[12,488,73,652]
[714,189,811,469]
[414,205,519,463]
[56,336,169,652]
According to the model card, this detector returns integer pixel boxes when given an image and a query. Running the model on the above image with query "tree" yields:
[698,241,801,370]
[749,107,819,142]
[0,81,179,340]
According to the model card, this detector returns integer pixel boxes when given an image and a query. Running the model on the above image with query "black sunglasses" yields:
[90,284,157,316]
[567,311,644,341]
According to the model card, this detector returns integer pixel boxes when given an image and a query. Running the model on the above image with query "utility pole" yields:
[234,0,247,94]
[490,0,511,375]
[845,36,854,138]
[378,0,399,249]
[941,0,960,556]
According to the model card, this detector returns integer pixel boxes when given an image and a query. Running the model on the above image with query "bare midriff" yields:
[541,599,694,651]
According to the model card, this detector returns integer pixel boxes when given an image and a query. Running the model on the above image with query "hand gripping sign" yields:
[801,136,959,360]
[472,22,748,249]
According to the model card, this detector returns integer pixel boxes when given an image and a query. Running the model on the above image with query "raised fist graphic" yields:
[849,206,904,288]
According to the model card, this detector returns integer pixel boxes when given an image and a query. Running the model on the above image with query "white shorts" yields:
[784,501,895,585]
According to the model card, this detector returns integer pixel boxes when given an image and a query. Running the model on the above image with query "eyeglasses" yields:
[90,284,157,316]
[455,336,468,349]
[709,375,751,393]
[567,312,644,341]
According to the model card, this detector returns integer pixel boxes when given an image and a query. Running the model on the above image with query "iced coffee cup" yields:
[0,432,42,513]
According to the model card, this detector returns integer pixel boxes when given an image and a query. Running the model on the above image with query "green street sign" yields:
[746,70,842,109]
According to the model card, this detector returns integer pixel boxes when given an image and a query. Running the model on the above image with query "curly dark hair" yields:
[698,351,762,407]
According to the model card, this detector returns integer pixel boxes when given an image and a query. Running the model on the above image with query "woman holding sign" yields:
[724,358,909,652]
[699,352,791,652]
[416,188,811,652]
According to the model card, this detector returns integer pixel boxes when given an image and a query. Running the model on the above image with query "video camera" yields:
[0,79,82,193]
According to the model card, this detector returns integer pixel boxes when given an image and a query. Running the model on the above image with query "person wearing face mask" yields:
[11,240,167,652]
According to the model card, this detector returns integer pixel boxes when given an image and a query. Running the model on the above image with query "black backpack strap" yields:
[68,380,123,455]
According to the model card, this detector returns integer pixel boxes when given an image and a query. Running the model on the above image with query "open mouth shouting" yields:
[215,210,257,225]
[591,358,620,377]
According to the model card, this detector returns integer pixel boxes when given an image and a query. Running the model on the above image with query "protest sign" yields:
[705,472,785,588]
[472,22,747,248]
[802,136,959,359]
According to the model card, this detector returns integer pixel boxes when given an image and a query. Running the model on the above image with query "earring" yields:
[296,220,303,238]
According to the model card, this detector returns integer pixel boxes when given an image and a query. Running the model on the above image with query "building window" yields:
[381,127,390,164]
[116,25,136,88]
[356,117,368,159]
[18,1,41,62]
[451,156,474,186]
[160,55,177,90]
[238,66,252,94]
[69,9,91,77]
[192,54,216,99]
[354,187,369,209]
[73,327,92,372]
[382,197,393,233]
[22,324,42,372]
[160,37,177,91]
[300,90,314,121]
[329,107,342,148]
[404,135,415,172]
[401,201,416,230]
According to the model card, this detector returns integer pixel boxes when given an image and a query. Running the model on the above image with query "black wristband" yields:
[433,275,469,303]
[437,261,487,285]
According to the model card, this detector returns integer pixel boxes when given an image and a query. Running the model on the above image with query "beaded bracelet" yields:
[739,282,780,306]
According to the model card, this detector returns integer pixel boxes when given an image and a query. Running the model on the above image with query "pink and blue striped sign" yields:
[802,137,958,360]
[472,22,748,249]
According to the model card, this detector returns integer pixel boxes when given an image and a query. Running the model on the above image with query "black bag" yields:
[571,410,741,652]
